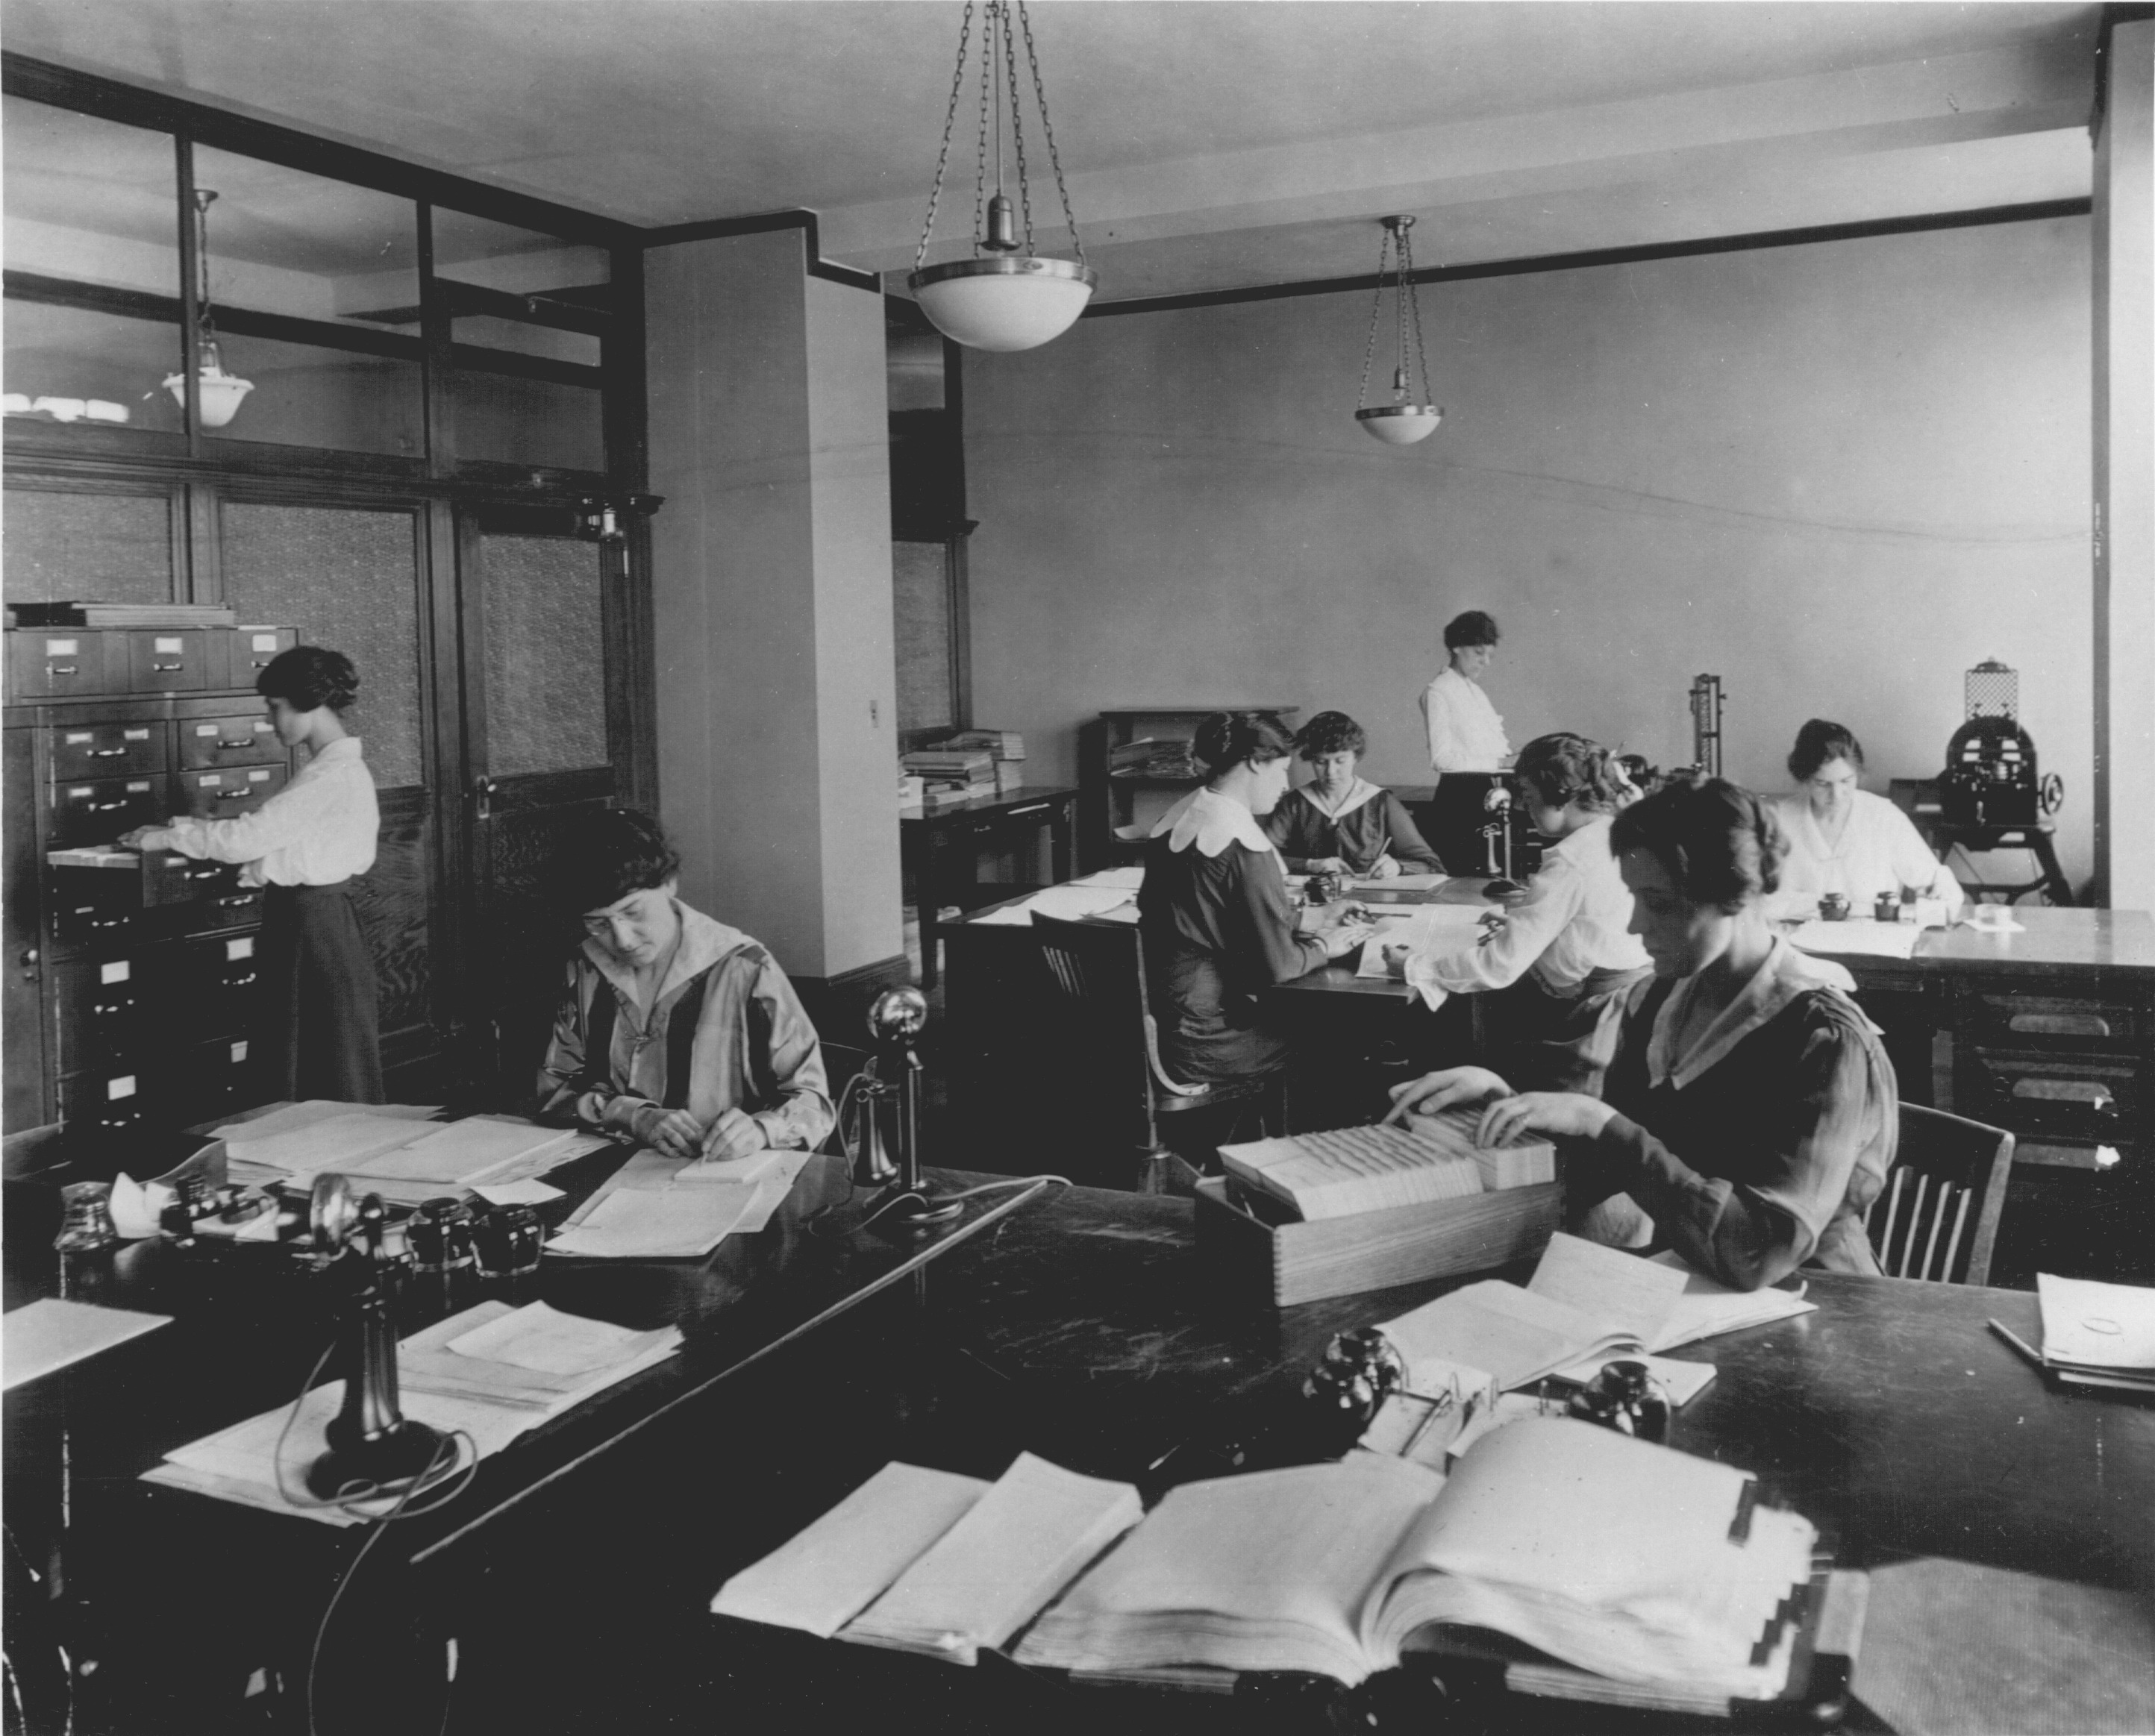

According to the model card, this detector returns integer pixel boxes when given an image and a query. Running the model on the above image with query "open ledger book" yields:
[1220,1106,1555,1222]
[1016,1419,1815,1700]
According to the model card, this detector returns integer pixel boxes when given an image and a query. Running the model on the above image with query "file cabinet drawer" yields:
[151,1033,263,1125]
[147,931,267,1036]
[218,626,298,687]
[7,631,115,701]
[124,630,210,693]
[58,1067,151,1138]
[178,886,266,936]
[49,721,166,780]
[1961,1048,2140,1142]
[178,713,284,771]
[178,763,288,819]
[1962,991,2143,1053]
[46,775,169,847]
[52,954,148,1070]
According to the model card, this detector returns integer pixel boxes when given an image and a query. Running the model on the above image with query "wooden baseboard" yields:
[792,953,914,1042]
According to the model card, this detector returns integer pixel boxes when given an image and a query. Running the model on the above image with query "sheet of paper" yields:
[672,1147,787,1186]
[3,1298,171,1390]
[1353,872,1447,891]
[459,1124,614,1186]
[1646,1253,1817,1350]
[1026,883,1141,922]
[1527,1233,1689,1346]
[1069,865,1145,890]
[1548,1350,1717,1408]
[472,1177,564,1206]
[221,1112,439,1176]
[2037,1273,2155,1373]
[210,1099,440,1142]
[445,1300,678,1375]
[1789,918,1922,960]
[546,1181,766,1258]
[343,1118,576,1186]
[1380,1281,1614,1391]
[1356,903,1492,978]
[712,1463,992,1638]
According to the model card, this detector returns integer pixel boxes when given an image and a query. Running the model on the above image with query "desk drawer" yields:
[49,721,166,780]
[178,713,284,771]
[46,775,169,847]
[7,631,115,701]
[1961,1049,2141,1143]
[1962,991,2145,1053]
[123,630,210,694]
[177,764,287,818]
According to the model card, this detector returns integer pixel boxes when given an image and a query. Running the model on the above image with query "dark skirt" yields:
[1425,772,1510,876]
[260,882,384,1103]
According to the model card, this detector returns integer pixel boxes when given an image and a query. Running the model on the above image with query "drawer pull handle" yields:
[2012,1078,2116,1112]
[216,737,254,749]
[216,894,254,907]
[87,748,127,759]
[187,867,222,882]
[46,665,78,676]
[151,661,184,672]
[2009,1012,2112,1038]
[250,658,275,668]
[89,917,125,931]
[87,800,126,812]
[228,971,257,988]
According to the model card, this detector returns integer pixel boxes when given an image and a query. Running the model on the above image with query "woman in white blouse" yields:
[1771,719,1962,921]
[122,647,383,1101]
[1391,733,1652,1091]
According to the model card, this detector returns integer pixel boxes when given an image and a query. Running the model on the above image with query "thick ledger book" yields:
[1220,1109,1552,1222]
[829,1453,1143,1664]
[1016,1418,1815,1699]
[2035,1273,2155,1392]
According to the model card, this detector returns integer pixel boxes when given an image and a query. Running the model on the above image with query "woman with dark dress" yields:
[122,646,384,1102]
[1139,712,1374,1086]
[1263,709,1445,878]
[1387,778,1897,1291]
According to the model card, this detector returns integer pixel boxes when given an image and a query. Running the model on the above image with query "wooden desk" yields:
[901,786,1078,988]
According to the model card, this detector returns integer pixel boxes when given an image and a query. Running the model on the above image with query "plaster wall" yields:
[965,216,2095,890]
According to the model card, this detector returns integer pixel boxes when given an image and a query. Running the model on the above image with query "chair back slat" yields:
[1915,1179,1957,1282]
[1895,1173,1930,1278]
[1032,915,1160,1151]
[1936,1186,1974,1285]
[1872,1105,2015,1287]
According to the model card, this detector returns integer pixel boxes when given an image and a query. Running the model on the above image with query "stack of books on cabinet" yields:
[901,730,1028,809]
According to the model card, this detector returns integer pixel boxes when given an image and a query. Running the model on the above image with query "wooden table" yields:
[901,786,1079,988]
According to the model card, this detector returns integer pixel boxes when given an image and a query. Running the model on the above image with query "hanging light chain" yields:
[1015,0,1086,266]
[973,5,997,257]
[998,0,1036,254]
[1401,223,1436,406]
[913,0,975,272]
[1356,221,1392,411]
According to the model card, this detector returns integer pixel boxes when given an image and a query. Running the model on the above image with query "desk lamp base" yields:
[305,1417,449,1500]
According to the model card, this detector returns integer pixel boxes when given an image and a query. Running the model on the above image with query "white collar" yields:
[1647,936,1855,1090]
[581,901,755,1006]
[1299,776,1383,821]
[1545,812,1614,867]
[1154,787,1278,857]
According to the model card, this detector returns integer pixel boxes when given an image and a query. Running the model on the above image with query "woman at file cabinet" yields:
[1388,779,1897,1290]
[1262,710,1445,878]
[1390,733,1652,1094]
[1139,712,1373,1087]
[537,809,834,1162]
[120,646,383,1103]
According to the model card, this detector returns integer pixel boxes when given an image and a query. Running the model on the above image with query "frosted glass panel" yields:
[894,539,955,734]
[3,300,184,435]
[2,487,173,604]
[452,370,604,472]
[483,535,607,776]
[220,503,424,787]
[207,330,422,456]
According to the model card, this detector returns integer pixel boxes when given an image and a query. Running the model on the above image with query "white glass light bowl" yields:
[907,256,1098,352]
[1355,404,1444,445]
[163,362,254,427]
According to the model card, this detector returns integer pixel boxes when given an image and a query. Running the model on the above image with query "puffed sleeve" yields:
[1404,853,1583,1006]
[1379,793,1445,873]
[536,958,648,1129]
[745,954,836,1150]
[1261,792,1330,874]
[1223,846,1328,987]
[1424,681,1467,772]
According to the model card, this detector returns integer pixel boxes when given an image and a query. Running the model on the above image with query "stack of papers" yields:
[1356,903,1493,978]
[2035,1273,2155,1393]
[966,883,1139,926]
[3,1298,171,1389]
[547,1148,813,1259]
[1789,918,1923,960]
[141,1300,681,1525]
[216,1103,607,1204]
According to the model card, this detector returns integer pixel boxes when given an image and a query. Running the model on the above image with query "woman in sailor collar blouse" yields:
[1262,710,1444,878]
[1138,713,1374,1087]
[1769,718,1962,921]
[1388,779,1897,1291]
[122,646,383,1103]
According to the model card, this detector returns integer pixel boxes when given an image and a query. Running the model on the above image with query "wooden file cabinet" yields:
[4,625,298,1138]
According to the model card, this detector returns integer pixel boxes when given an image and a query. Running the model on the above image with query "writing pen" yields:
[1986,1317,2048,1374]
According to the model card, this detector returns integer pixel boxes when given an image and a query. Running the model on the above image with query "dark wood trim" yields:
[639,207,883,292]
[419,202,454,481]
[948,529,974,733]
[1081,199,2098,320]
[2,51,637,248]
[447,343,603,389]
[357,277,615,336]
[3,269,178,325]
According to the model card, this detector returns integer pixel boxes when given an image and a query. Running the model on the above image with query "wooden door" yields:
[461,507,647,1106]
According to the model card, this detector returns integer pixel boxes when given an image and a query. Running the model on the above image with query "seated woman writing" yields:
[1771,718,1962,919]
[1389,733,1652,1093]
[537,809,834,1161]
[1262,710,1444,879]
[1139,712,1373,1086]
[1387,779,1897,1291]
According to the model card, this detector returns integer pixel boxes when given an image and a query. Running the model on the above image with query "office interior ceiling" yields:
[1,1,2104,304]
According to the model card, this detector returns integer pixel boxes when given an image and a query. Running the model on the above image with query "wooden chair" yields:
[1031,915,1280,1192]
[1868,1103,2015,1286]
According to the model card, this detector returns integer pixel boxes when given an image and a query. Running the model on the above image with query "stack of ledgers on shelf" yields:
[902,746,996,807]
[141,1299,682,1525]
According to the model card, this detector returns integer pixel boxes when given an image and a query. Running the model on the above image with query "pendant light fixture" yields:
[1354,216,1442,446]
[907,0,1096,352]
[163,189,254,427]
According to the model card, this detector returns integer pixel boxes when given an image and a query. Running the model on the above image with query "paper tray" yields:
[1192,1177,1561,1308]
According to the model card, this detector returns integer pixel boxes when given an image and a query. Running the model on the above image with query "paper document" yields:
[210,1099,440,1142]
[4,1298,171,1390]
[446,1300,675,1376]
[1789,918,1922,960]
[712,1464,993,1638]
[222,1111,442,1176]
[1646,1254,1816,1349]
[1356,904,1492,977]
[2037,1273,2155,1375]
[343,1118,578,1186]
[1070,866,1145,890]
[1529,1233,1689,1347]
[472,1178,563,1206]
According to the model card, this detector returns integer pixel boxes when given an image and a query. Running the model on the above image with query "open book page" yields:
[1015,1455,1441,1686]
[1645,1253,1815,1350]
[842,1453,1142,1664]
[1527,1234,1689,1346]
[1380,1280,1633,1392]
[1362,1420,1810,1693]
[710,1463,991,1639]
[1220,1124,1483,1220]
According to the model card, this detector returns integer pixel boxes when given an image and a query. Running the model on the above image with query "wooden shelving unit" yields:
[1078,705,1298,871]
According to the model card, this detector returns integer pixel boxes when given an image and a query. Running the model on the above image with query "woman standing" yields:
[122,646,383,1102]
[1139,712,1372,1086]
[1391,733,1651,1091]
[1263,710,1445,878]
[1388,779,1896,1291]
[1771,718,1962,919]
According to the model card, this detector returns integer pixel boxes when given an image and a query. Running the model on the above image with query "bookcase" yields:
[1078,706,1298,872]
